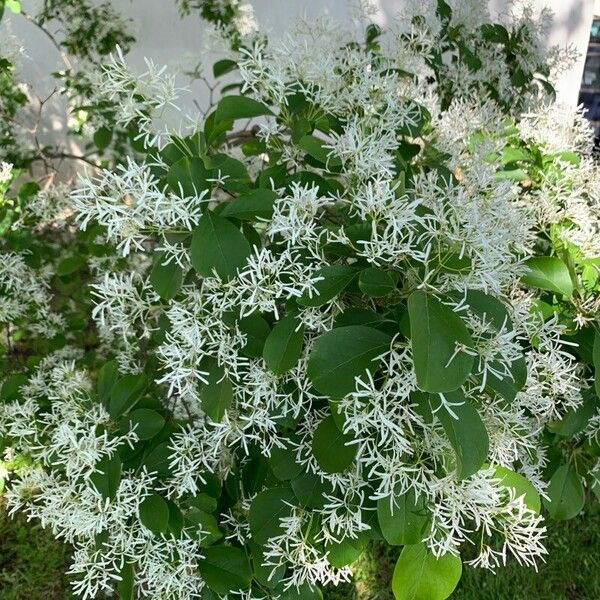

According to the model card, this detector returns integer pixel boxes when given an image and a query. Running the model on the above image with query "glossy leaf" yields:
[220,189,277,221]
[109,373,148,418]
[494,466,541,513]
[434,391,489,479]
[408,291,474,393]
[311,415,357,473]
[139,494,170,535]
[213,58,237,78]
[263,314,305,375]
[90,454,122,500]
[248,487,296,543]
[298,135,342,167]
[522,256,574,297]
[238,313,271,358]
[325,531,369,567]
[392,543,462,600]
[167,156,210,198]
[377,488,431,546]
[191,211,251,280]
[215,95,274,122]
[125,408,165,440]
[307,326,391,397]
[200,362,233,422]
[544,465,585,520]
[97,360,119,402]
[358,267,397,297]
[150,252,183,300]
[198,545,252,595]
[297,265,358,307]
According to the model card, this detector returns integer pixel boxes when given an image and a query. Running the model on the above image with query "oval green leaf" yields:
[297,265,358,307]
[392,543,462,600]
[434,390,489,479]
[544,465,585,520]
[248,487,296,544]
[408,291,474,393]
[307,326,391,397]
[521,256,574,297]
[377,488,431,546]
[191,211,251,280]
[311,415,357,473]
[198,545,252,595]
[263,314,305,375]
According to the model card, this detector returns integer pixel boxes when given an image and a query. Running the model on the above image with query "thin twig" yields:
[20,10,73,70]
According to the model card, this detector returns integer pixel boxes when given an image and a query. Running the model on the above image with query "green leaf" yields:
[377,488,431,546]
[0,373,28,402]
[460,290,526,401]
[191,211,251,280]
[408,291,474,393]
[250,541,285,588]
[522,257,574,297]
[97,360,119,402]
[298,135,342,167]
[125,408,165,440]
[56,256,85,276]
[167,156,211,198]
[166,499,184,536]
[493,168,528,181]
[185,508,223,546]
[238,313,270,358]
[311,415,357,473]
[269,440,303,481]
[392,543,462,600]
[220,189,277,221]
[150,252,184,300]
[215,95,274,123]
[544,465,585,520]
[334,308,385,329]
[213,59,237,78]
[359,267,397,297]
[435,390,489,479]
[263,314,305,375]
[198,545,252,594]
[139,494,170,535]
[207,154,251,193]
[297,265,358,307]
[117,563,134,600]
[143,442,172,477]
[90,454,122,500]
[480,23,509,43]
[549,391,598,439]
[109,373,148,417]
[307,326,391,397]
[291,472,334,509]
[200,362,233,422]
[325,531,369,567]
[494,466,541,513]
[93,127,112,150]
[248,487,296,544]
[275,582,323,600]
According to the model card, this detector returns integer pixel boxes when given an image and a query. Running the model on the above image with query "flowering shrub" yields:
[1,1,600,599]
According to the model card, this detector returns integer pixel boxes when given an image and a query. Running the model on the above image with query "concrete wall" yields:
[2,0,597,156]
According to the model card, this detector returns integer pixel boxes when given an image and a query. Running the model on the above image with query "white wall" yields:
[2,0,597,156]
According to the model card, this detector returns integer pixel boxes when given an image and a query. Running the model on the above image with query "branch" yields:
[32,150,101,169]
[20,10,73,71]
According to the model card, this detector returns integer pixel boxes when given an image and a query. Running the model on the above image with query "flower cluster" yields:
[0,2,599,600]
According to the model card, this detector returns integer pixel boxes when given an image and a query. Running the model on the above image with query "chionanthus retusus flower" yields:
[1,1,598,599]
